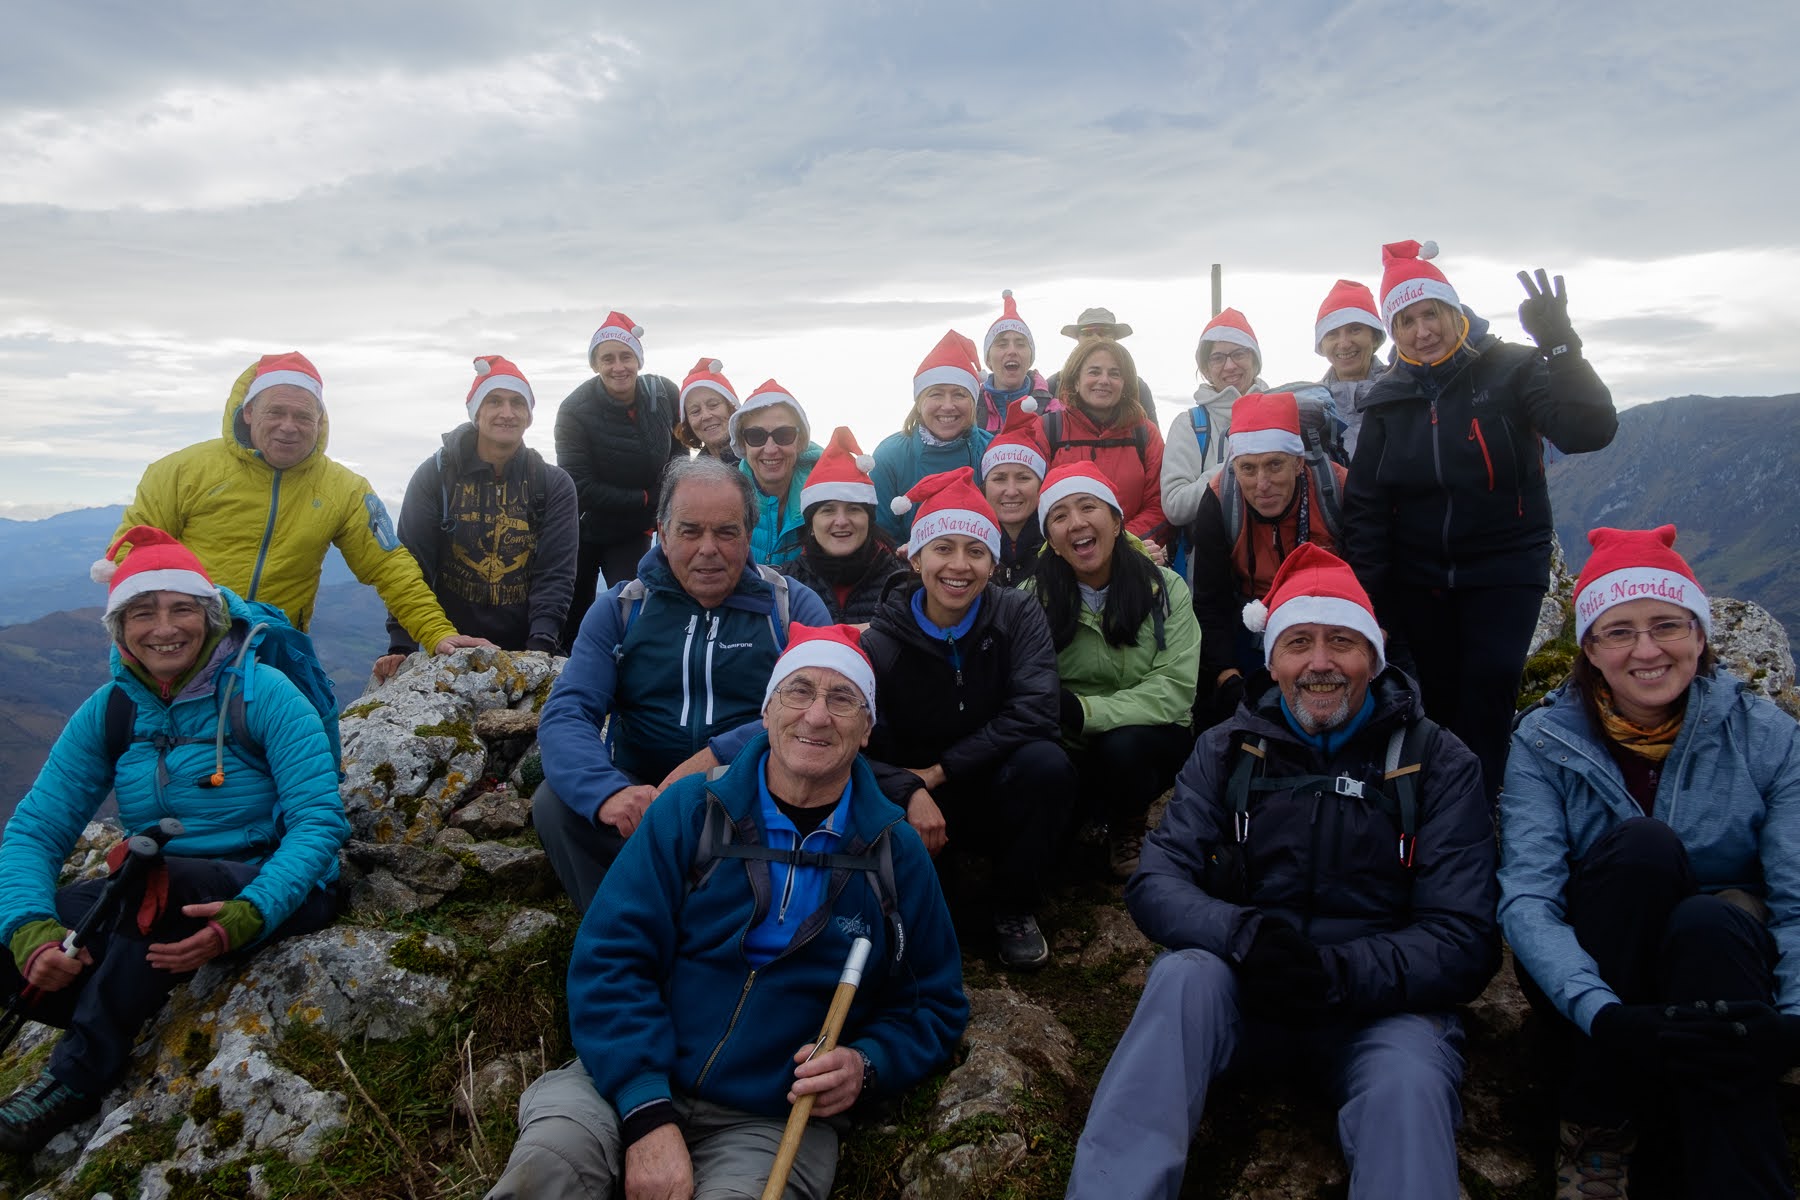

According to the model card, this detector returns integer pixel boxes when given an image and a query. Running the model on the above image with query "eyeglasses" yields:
[773,679,868,717]
[1207,349,1255,369]
[742,426,800,448]
[1586,617,1698,651]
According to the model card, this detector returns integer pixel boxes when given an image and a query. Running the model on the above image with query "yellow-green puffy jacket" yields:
[114,363,456,647]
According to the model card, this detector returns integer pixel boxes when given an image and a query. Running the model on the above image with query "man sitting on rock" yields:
[534,455,831,910]
[372,355,578,682]
[1066,544,1499,1200]
[487,625,967,1200]
[115,351,492,657]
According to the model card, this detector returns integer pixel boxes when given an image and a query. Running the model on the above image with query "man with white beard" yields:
[1065,543,1499,1200]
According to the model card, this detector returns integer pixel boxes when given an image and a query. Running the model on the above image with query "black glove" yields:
[1655,1000,1800,1082]
[1058,689,1085,736]
[1588,1002,1676,1061]
[1236,917,1329,1017]
[1208,674,1246,728]
[1516,268,1581,357]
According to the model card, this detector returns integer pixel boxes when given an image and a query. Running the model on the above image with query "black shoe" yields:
[0,1071,96,1154]
[994,914,1050,971]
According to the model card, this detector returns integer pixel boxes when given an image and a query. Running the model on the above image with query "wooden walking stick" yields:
[760,936,873,1200]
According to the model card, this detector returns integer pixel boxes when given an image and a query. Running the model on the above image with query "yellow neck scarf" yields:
[1591,678,1685,763]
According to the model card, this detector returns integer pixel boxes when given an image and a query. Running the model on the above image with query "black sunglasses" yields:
[742,426,800,448]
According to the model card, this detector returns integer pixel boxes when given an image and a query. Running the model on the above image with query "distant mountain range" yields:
[1546,393,1800,631]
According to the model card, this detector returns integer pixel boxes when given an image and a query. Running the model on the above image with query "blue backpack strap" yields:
[753,565,793,651]
[1189,404,1211,461]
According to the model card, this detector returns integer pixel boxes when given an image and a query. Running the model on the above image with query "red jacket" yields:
[1044,405,1168,540]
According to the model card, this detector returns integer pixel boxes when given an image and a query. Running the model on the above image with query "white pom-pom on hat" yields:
[891,496,913,516]
[90,557,118,585]
[1241,598,1269,634]
[1002,289,1013,299]
[630,324,644,338]
[473,358,492,375]
[709,359,723,372]
[854,454,875,473]
[1020,396,1038,415]
[1420,240,1439,260]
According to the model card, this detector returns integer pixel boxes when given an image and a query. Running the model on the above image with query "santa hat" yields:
[980,404,1049,481]
[587,311,644,367]
[982,290,1036,362]
[800,427,877,511]
[764,623,878,720]
[1036,462,1121,530]
[679,357,739,408]
[1226,392,1305,461]
[1241,542,1385,671]
[466,355,534,421]
[893,468,1000,559]
[244,351,323,407]
[1197,308,1260,360]
[728,379,812,457]
[1314,279,1386,351]
[1379,240,1460,328]
[913,330,981,401]
[1573,525,1710,643]
[91,525,221,617]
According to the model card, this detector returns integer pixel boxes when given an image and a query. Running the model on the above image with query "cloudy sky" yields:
[2,0,1796,518]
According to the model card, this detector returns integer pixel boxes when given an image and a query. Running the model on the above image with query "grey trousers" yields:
[531,781,627,914]
[485,1061,839,1200]
[1066,948,1467,1200]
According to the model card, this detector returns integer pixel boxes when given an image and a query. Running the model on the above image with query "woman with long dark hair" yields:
[1025,464,1198,878]
[778,427,906,625]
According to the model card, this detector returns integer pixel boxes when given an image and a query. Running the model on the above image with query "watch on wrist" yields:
[856,1048,877,1096]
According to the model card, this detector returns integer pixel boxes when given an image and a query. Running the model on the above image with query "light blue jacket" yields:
[0,624,348,943]
[740,442,821,567]
[870,427,994,543]
[1499,671,1800,1032]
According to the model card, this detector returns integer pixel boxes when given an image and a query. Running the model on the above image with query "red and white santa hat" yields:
[914,330,982,401]
[1197,308,1260,360]
[679,357,739,408]
[800,426,877,511]
[983,290,1036,362]
[1314,279,1386,351]
[1226,392,1305,461]
[244,351,323,407]
[1573,525,1710,643]
[1242,542,1386,671]
[728,378,812,457]
[91,525,221,617]
[764,623,878,720]
[587,310,644,367]
[1379,240,1460,328]
[1036,462,1121,530]
[466,355,534,421]
[980,404,1049,481]
[893,467,1000,559]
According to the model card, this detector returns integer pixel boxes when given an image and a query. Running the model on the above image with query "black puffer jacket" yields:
[553,374,683,546]
[861,580,1061,806]
[779,546,909,625]
[1130,670,1500,1015]
[1341,313,1615,598]
[994,520,1044,588]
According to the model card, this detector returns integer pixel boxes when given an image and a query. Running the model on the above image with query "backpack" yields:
[1197,384,1349,467]
[687,784,906,966]
[1216,453,1346,550]
[613,564,795,652]
[433,443,549,535]
[1221,716,1440,874]
[1041,409,1151,469]
[104,590,344,787]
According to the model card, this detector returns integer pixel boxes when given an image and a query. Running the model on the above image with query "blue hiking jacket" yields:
[570,733,967,1118]
[740,442,822,567]
[870,427,995,543]
[1500,671,1800,1032]
[0,614,348,943]
[538,545,831,821]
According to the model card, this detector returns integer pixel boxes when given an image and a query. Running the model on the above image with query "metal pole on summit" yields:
[1211,264,1223,318]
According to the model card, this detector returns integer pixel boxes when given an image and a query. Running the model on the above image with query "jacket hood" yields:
[1240,666,1424,745]
[1190,375,1270,414]
[869,577,1011,654]
[223,360,330,467]
[1523,669,1750,748]
[635,543,786,615]
[1362,308,1496,409]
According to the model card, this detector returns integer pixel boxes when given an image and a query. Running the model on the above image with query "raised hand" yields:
[1516,268,1579,355]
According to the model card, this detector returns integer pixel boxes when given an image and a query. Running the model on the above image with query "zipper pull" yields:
[1429,399,1438,426]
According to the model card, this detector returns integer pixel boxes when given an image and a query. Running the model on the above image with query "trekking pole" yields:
[759,937,873,1200]
[0,818,184,1055]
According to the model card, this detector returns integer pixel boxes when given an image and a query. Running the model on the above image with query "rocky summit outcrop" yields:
[3,616,1798,1198]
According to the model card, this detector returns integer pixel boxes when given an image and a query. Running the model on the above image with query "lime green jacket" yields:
[115,363,456,647]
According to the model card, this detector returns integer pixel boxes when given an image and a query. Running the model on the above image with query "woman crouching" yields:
[0,527,348,1151]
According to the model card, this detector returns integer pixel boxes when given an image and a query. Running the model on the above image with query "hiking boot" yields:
[1108,827,1145,881]
[1554,1119,1633,1199]
[0,1071,97,1155]
[994,914,1050,971]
